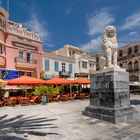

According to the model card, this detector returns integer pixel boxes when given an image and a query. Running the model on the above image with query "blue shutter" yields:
[54,61,59,72]
[69,63,72,73]
[45,59,49,71]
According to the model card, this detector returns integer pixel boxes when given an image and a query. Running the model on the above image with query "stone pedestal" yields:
[83,68,136,124]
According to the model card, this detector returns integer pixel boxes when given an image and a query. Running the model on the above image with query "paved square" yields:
[0,95,140,140]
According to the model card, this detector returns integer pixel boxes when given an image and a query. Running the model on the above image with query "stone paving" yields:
[0,94,140,140]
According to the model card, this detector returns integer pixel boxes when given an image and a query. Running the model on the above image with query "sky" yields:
[1,0,140,54]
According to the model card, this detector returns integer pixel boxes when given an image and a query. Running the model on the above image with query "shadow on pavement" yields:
[0,114,60,140]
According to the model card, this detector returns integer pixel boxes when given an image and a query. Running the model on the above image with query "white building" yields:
[43,44,96,79]
[43,51,75,79]
[55,44,96,78]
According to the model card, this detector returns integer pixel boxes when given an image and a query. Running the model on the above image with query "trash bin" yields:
[42,95,47,105]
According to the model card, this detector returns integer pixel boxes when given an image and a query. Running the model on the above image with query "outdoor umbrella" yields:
[70,77,91,95]
[71,77,91,85]
[45,77,73,85]
[7,75,46,86]
[7,75,47,96]
[0,79,8,86]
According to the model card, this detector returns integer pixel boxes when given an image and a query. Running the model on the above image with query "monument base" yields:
[83,68,136,124]
[82,106,136,124]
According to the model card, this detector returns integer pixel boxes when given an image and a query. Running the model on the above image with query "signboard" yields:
[59,71,71,78]
[1,70,19,80]
[75,73,89,78]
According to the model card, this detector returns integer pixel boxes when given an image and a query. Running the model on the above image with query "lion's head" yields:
[105,26,116,38]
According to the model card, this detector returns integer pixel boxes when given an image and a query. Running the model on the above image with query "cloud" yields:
[80,36,102,53]
[24,13,49,41]
[87,9,115,36]
[128,31,137,36]
[121,11,140,30]
[118,31,140,47]
[65,7,73,15]
[80,9,114,53]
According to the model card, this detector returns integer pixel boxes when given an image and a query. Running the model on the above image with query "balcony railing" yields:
[15,57,37,64]
[127,69,140,73]
[118,52,140,61]
[6,21,42,42]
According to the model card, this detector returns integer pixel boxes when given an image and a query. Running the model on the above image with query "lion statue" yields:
[99,26,120,69]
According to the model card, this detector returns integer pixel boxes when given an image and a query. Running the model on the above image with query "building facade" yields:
[118,42,140,83]
[55,44,96,78]
[42,45,96,79]
[95,42,140,83]
[43,51,75,79]
[0,7,43,79]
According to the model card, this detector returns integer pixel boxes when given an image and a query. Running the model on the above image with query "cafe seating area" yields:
[0,92,90,107]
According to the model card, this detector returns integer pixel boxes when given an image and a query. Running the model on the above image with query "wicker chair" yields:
[68,94,76,101]
[19,97,29,106]
[53,94,61,102]
[29,96,39,105]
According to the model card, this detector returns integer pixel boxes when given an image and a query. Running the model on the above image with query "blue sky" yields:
[1,0,140,54]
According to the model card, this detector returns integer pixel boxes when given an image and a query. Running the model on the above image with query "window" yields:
[26,52,31,63]
[0,19,4,28]
[134,46,138,53]
[19,71,25,76]
[72,51,75,55]
[128,62,132,71]
[69,51,71,56]
[119,50,122,57]
[82,61,87,69]
[119,63,123,68]
[0,44,4,55]
[62,62,65,72]
[0,44,3,54]
[69,63,73,73]
[45,59,49,71]
[54,61,59,72]
[134,61,138,71]
[19,50,24,60]
[128,48,132,54]
[19,71,32,77]
[27,72,32,77]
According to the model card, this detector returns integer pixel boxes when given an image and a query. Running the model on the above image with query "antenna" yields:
[7,0,10,13]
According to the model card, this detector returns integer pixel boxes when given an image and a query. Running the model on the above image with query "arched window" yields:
[134,61,138,71]
[118,50,122,57]
[128,62,132,71]
[119,63,123,68]
[128,48,132,54]
[134,45,138,53]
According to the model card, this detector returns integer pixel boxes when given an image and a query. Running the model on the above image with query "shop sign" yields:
[75,73,88,78]
[1,69,19,80]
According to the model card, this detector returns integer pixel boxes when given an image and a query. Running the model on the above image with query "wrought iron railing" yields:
[15,57,37,64]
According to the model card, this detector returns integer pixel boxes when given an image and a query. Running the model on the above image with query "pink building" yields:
[0,7,43,79]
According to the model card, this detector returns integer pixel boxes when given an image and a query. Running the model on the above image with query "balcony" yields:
[15,57,37,69]
[6,21,42,42]
[118,52,140,61]
[0,55,6,67]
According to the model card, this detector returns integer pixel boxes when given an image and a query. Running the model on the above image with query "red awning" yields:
[7,75,46,86]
